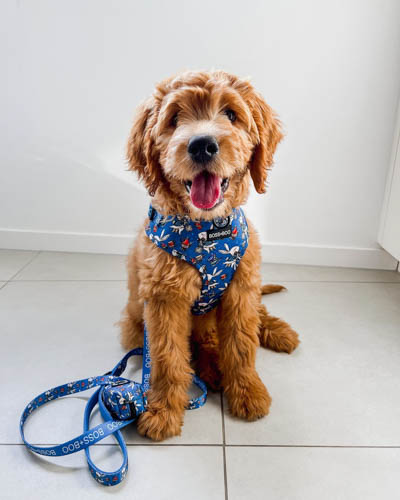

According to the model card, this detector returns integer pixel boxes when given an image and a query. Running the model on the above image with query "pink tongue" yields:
[190,172,221,209]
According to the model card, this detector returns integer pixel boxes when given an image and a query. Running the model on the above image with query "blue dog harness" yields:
[20,327,207,486]
[146,205,249,314]
[20,206,248,486]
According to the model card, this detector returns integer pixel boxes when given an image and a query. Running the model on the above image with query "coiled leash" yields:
[20,326,207,486]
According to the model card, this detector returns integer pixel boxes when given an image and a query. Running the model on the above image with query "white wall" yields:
[1,0,399,268]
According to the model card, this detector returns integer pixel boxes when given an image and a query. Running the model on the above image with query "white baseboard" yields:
[261,242,398,270]
[0,228,134,255]
[0,228,398,270]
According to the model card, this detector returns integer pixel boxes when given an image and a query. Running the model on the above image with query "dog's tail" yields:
[261,284,286,295]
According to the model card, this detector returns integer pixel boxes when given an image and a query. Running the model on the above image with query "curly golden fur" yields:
[120,70,299,441]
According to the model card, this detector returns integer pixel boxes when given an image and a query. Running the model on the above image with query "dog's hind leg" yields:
[258,301,300,354]
[119,296,144,350]
[119,247,144,350]
[191,311,222,391]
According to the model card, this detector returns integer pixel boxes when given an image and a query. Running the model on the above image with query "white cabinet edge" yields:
[378,97,400,246]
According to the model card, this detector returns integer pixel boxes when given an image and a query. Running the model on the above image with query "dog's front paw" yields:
[227,374,271,421]
[137,406,183,441]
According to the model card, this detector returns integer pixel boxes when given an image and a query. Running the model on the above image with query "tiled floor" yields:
[0,250,399,499]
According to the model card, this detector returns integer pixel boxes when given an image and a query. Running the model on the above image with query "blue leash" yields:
[20,325,207,486]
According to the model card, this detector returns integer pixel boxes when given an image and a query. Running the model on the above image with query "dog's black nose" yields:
[188,135,219,164]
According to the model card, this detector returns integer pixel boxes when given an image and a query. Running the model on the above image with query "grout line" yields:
[8,279,400,284]
[3,442,400,449]
[263,280,400,284]
[225,444,400,449]
[1,442,222,447]
[220,391,229,500]
[0,251,41,290]
[11,279,127,282]
[7,251,42,281]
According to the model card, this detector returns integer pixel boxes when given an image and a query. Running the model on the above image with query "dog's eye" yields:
[224,109,236,123]
[170,113,178,127]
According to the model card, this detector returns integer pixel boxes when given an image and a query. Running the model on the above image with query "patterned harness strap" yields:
[20,325,207,486]
[145,205,249,315]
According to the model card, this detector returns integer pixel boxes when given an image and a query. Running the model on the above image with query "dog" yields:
[119,70,299,441]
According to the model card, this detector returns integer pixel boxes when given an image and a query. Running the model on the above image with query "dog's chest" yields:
[145,206,249,314]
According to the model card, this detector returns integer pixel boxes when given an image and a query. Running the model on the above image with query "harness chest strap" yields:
[145,205,249,315]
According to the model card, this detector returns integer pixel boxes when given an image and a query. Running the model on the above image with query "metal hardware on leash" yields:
[20,325,207,486]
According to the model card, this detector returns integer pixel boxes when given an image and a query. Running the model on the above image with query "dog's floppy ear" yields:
[248,93,283,194]
[127,98,163,196]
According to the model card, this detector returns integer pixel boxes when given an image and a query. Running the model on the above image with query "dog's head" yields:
[127,70,282,219]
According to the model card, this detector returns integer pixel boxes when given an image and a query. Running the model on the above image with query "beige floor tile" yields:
[224,282,400,446]
[226,446,400,500]
[0,281,222,445]
[0,444,224,499]
[14,251,127,280]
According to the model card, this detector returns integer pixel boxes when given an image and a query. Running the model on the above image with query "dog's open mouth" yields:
[184,172,229,210]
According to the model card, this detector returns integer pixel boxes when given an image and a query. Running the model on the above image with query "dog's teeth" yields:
[185,181,192,194]
[221,178,229,192]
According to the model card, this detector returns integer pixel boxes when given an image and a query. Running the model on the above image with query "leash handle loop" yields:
[20,374,134,458]
[20,328,207,486]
